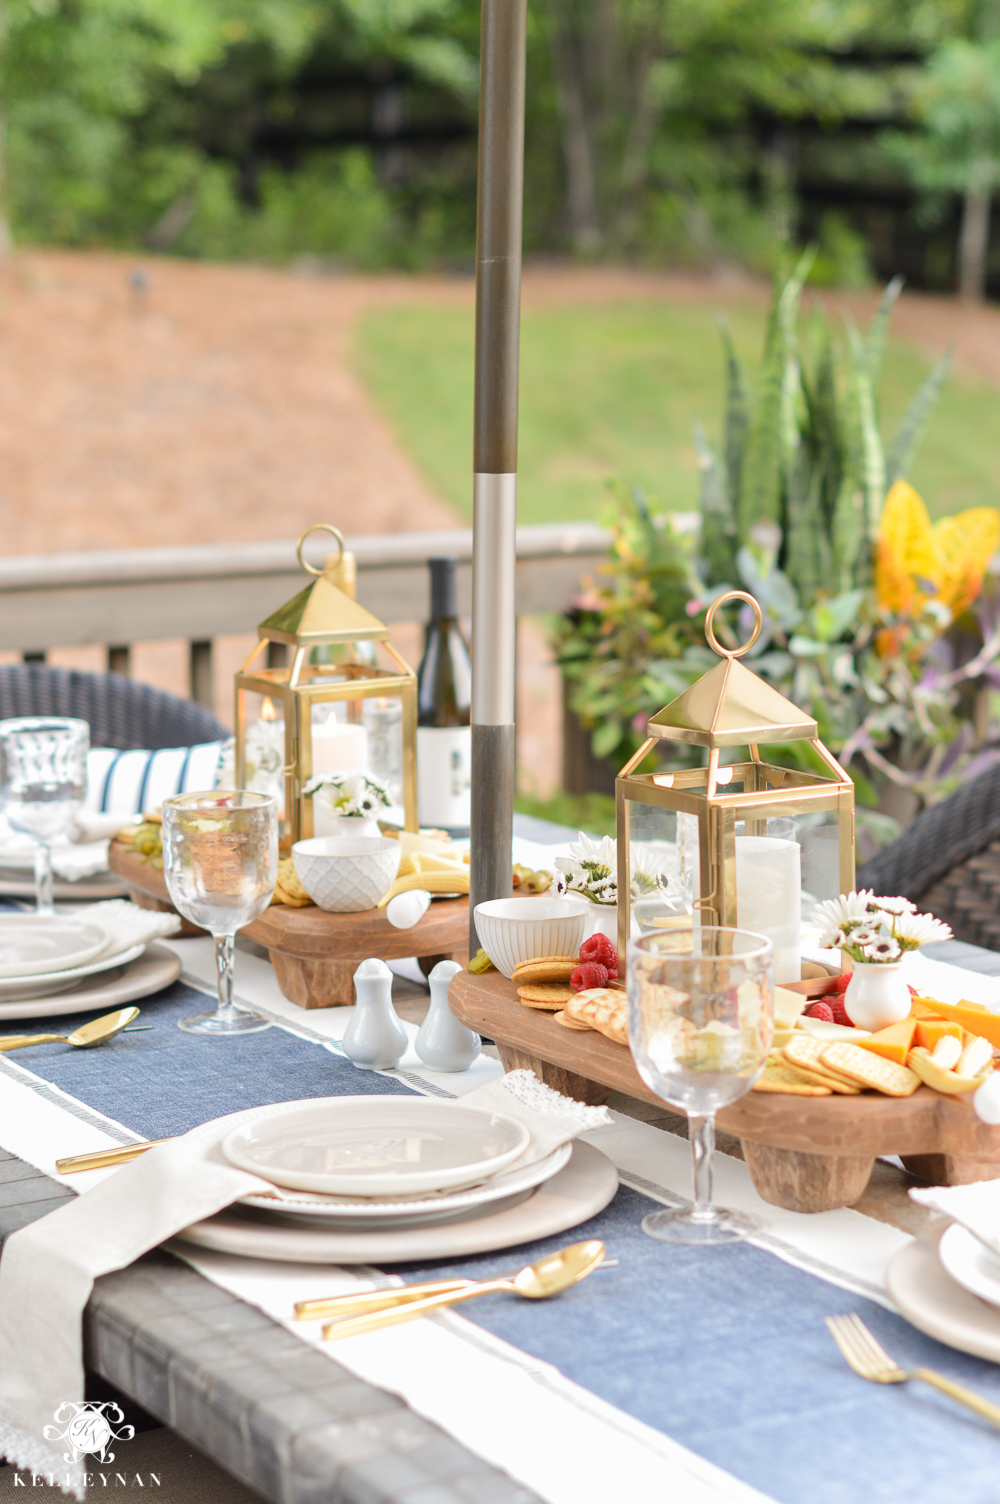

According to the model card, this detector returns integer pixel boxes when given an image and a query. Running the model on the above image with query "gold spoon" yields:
[322,1239,605,1341]
[0,1006,141,1054]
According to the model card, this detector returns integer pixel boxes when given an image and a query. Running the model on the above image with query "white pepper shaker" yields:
[342,958,408,1070]
[415,959,480,1072]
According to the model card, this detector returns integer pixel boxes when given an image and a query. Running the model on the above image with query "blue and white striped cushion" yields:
[83,742,227,816]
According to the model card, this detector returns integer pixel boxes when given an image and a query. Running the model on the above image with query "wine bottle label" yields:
[416,726,471,830]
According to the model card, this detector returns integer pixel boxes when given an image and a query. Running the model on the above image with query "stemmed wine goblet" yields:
[161,791,277,1035]
[627,926,774,1245]
[0,717,89,916]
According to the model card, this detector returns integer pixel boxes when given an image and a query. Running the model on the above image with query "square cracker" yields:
[753,1060,831,1096]
[517,983,573,1010]
[564,988,628,1045]
[783,1035,863,1092]
[821,1041,920,1097]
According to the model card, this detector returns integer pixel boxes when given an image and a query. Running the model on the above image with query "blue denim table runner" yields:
[4,975,1000,1504]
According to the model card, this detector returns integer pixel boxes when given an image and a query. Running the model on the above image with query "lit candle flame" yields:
[261,697,278,722]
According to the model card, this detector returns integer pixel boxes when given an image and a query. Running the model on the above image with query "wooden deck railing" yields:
[0,522,610,706]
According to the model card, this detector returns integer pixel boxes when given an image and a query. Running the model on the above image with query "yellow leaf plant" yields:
[876,480,1000,626]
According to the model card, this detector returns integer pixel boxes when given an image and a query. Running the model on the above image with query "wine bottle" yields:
[416,558,472,835]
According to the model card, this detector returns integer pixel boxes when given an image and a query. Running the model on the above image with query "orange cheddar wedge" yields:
[909,996,946,1020]
[855,1018,918,1065]
[912,998,1000,1050]
[913,1019,964,1052]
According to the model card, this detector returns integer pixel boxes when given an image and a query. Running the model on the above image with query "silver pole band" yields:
[471,471,517,727]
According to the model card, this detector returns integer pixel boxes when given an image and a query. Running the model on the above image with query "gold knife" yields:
[56,1138,174,1174]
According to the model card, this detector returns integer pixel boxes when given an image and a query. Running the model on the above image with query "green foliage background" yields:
[0,0,993,277]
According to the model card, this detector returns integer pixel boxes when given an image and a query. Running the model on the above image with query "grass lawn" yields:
[354,298,1000,524]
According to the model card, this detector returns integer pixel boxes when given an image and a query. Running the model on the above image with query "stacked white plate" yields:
[887,1221,1000,1362]
[175,1096,619,1263]
[0,914,181,1019]
[225,1097,556,1230]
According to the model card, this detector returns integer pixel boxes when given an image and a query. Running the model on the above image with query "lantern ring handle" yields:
[704,590,764,659]
[297,524,345,576]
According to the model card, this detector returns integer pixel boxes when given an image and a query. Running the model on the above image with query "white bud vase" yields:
[314,810,382,840]
[843,961,910,1033]
[342,958,408,1070]
[415,959,480,1072]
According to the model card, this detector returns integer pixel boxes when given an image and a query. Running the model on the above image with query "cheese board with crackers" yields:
[449,955,1000,1214]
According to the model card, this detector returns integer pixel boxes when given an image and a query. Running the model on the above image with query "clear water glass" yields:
[162,791,278,1035]
[627,926,774,1245]
[0,717,89,916]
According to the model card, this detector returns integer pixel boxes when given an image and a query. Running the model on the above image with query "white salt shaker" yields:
[342,958,408,1070]
[415,959,480,1072]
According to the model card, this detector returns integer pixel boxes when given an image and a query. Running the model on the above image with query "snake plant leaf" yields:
[693,422,738,585]
[716,316,748,517]
[737,247,815,542]
[863,274,904,400]
[831,474,867,592]
[885,349,953,487]
[785,459,830,607]
[844,319,886,543]
[805,309,843,530]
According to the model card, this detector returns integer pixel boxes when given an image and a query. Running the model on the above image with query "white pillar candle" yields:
[311,720,369,775]
[735,835,801,983]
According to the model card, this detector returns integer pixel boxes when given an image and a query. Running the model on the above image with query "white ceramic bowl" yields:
[291,836,401,914]
[474,896,591,978]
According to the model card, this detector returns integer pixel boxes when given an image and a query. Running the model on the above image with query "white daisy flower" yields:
[862,936,902,962]
[893,910,953,949]
[873,895,917,917]
[811,891,876,948]
[849,925,884,948]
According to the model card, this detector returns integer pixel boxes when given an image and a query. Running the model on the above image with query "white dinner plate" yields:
[0,942,145,1001]
[938,1222,1000,1311]
[222,1097,531,1196]
[176,1140,618,1264]
[0,916,109,977]
[239,1142,572,1225]
[886,1226,1000,1363]
[0,942,181,1020]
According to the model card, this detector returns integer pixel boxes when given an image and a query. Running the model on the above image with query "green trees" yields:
[886,29,1000,301]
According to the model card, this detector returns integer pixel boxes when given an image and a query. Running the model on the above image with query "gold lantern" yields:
[234,525,418,847]
[615,591,855,980]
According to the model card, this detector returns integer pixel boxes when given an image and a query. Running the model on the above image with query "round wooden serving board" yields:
[448,968,1000,1214]
[109,840,469,1008]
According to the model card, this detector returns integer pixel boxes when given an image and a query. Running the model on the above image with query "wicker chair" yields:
[0,665,228,752]
[857,761,1000,951]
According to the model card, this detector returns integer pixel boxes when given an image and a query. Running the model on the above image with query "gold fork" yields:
[825,1313,1000,1429]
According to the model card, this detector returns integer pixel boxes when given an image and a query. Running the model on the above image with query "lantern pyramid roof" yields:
[258,575,390,646]
[647,655,818,747]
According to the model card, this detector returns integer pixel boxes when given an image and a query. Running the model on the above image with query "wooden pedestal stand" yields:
[449,969,1000,1213]
[241,899,469,1008]
[108,839,469,1008]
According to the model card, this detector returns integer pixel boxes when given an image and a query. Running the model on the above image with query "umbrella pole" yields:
[469,0,527,953]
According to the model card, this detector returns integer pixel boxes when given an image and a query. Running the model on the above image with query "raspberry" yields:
[831,972,851,994]
[805,1001,835,1022]
[828,993,853,1027]
[571,961,609,992]
[580,933,617,969]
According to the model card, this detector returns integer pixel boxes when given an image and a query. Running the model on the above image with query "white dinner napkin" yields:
[0,1128,275,1498]
[79,898,181,957]
[909,1180,1000,1258]
[453,1068,611,1169]
[0,815,129,882]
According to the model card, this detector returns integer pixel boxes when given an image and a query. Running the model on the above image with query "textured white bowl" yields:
[292,837,401,914]
[473,897,591,978]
